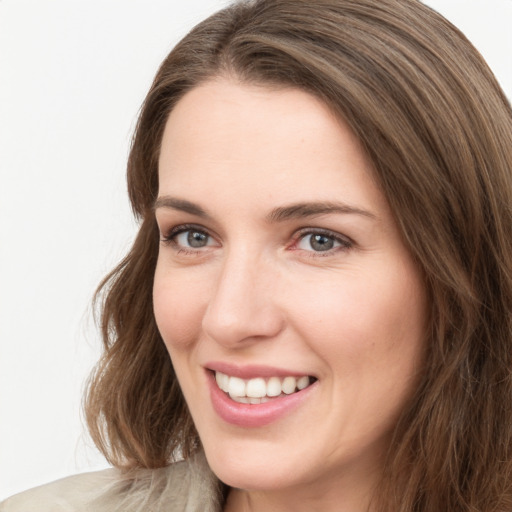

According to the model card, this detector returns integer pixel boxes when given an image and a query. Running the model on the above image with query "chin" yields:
[202,440,304,491]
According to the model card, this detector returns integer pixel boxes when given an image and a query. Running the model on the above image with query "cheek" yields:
[291,261,427,377]
[153,266,207,350]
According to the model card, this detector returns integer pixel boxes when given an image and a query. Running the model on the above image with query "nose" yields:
[201,249,285,348]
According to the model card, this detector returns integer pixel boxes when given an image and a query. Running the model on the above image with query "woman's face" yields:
[154,79,427,503]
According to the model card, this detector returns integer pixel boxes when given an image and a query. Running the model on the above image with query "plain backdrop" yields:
[1,0,511,500]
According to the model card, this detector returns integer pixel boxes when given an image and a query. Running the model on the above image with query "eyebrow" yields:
[154,196,211,218]
[154,196,376,222]
[266,201,377,222]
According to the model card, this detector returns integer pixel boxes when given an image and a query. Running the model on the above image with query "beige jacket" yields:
[0,451,223,512]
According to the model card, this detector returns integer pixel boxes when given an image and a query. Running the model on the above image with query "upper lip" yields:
[205,361,314,379]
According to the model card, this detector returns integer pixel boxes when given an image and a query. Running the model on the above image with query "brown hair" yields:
[85,0,512,509]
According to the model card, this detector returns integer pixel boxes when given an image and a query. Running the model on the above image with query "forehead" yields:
[157,78,386,215]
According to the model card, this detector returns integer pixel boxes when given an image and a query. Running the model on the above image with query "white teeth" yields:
[221,374,230,393]
[228,376,246,398]
[216,371,229,392]
[231,396,250,404]
[297,375,310,390]
[246,377,266,398]
[267,376,282,397]
[282,376,297,394]
[215,371,313,401]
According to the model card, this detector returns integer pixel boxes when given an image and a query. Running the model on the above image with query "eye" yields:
[175,229,211,248]
[295,230,352,253]
[161,224,217,250]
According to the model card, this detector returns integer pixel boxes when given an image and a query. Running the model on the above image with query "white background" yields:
[1,0,511,500]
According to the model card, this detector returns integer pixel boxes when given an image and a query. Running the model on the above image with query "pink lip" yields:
[206,369,317,428]
[206,361,312,379]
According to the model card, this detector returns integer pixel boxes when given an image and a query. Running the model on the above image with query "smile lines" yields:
[215,371,314,404]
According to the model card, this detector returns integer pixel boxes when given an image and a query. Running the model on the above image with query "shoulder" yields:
[0,468,118,512]
[0,452,223,512]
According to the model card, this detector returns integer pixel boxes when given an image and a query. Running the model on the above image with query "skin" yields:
[153,78,427,512]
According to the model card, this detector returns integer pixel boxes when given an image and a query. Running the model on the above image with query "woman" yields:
[3,0,512,510]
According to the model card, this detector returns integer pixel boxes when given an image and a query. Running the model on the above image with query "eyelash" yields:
[160,223,214,256]
[292,227,353,256]
[160,224,353,256]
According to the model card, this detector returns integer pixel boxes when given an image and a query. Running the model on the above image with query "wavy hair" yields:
[85,1,512,510]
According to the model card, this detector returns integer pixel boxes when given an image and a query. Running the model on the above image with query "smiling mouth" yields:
[214,370,317,404]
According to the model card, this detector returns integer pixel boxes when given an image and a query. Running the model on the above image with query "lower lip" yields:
[207,371,316,428]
